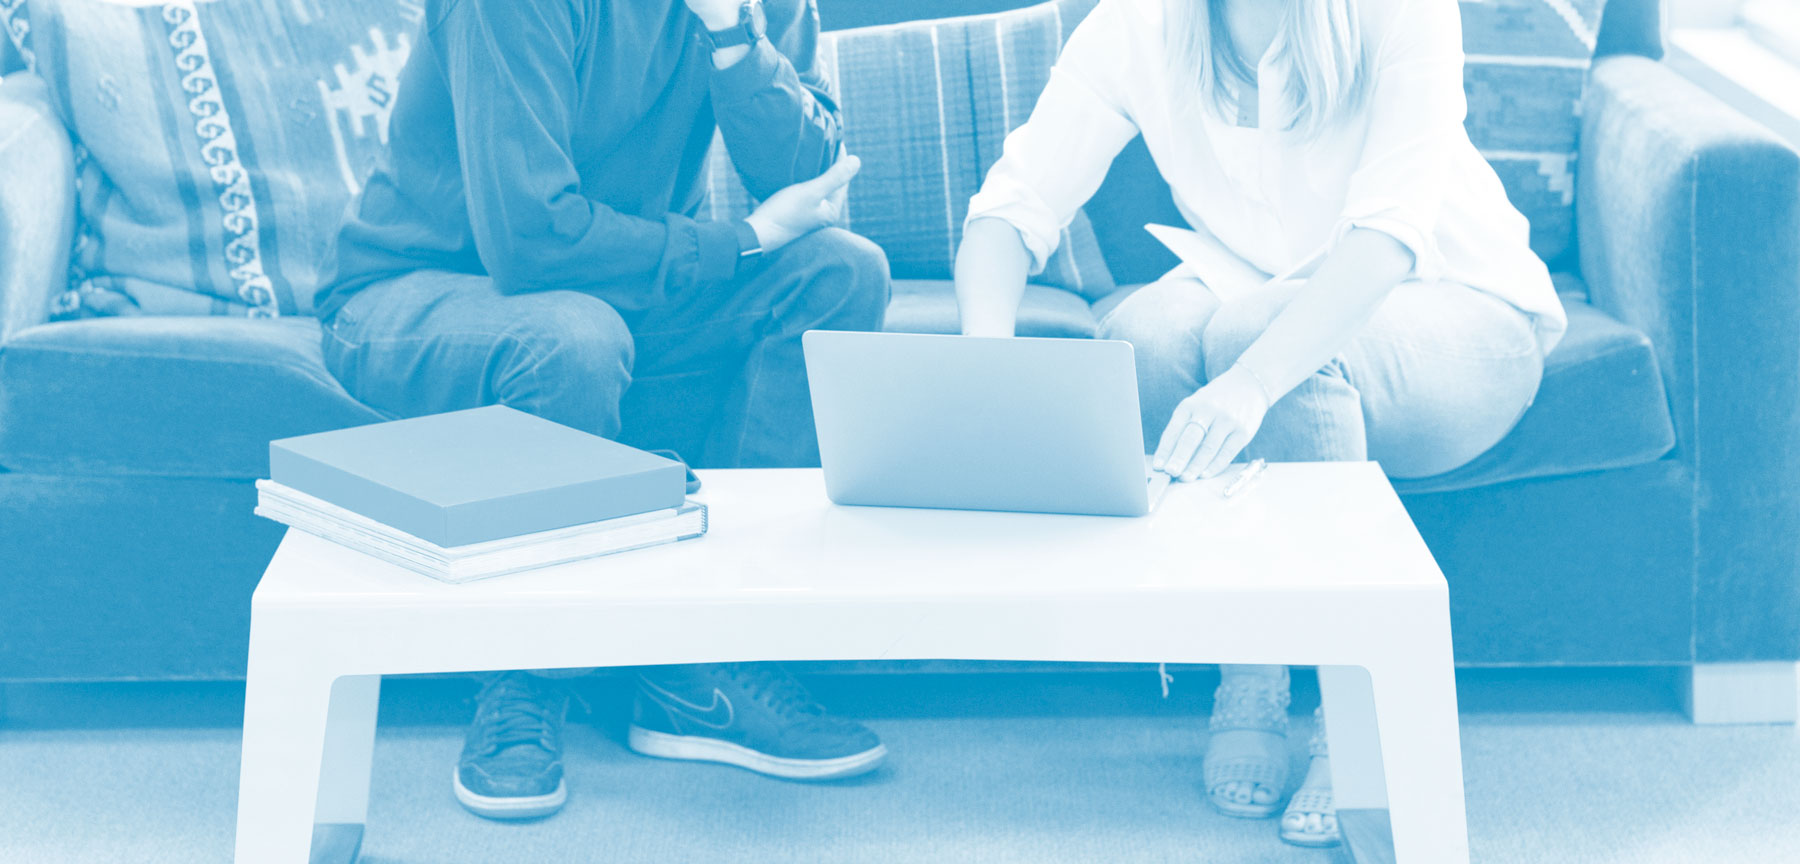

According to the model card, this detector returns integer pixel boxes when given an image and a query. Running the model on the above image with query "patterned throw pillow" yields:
[1459,0,1610,267]
[0,0,417,318]
[703,0,1118,299]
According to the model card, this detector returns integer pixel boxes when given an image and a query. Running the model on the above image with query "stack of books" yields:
[256,406,708,583]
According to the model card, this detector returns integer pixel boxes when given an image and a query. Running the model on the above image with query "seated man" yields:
[315,0,892,820]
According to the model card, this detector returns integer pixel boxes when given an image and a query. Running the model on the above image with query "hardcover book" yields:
[268,406,687,547]
[256,480,708,583]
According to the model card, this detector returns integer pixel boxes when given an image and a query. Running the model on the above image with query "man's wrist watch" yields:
[704,1,767,52]
[734,220,764,271]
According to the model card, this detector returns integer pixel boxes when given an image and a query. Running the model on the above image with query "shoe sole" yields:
[1278,830,1342,849]
[451,768,567,820]
[626,725,887,780]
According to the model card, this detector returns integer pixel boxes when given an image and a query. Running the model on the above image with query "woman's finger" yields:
[1153,406,1192,471]
[1178,425,1221,482]
[1163,419,1208,478]
[1181,422,1244,483]
[1199,429,1252,480]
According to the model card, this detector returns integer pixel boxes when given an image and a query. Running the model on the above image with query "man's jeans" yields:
[319,228,890,468]
[1099,274,1545,478]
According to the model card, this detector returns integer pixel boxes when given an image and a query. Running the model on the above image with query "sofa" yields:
[1,0,1796,700]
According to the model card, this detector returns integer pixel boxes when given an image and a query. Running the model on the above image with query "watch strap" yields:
[734,219,763,263]
[704,2,762,51]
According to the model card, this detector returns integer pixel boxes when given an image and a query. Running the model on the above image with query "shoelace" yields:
[721,662,824,721]
[474,676,562,757]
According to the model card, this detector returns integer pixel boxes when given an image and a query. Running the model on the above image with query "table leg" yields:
[1318,665,1388,811]
[234,649,378,864]
[1367,645,1468,863]
[316,675,381,860]
[1319,665,1395,863]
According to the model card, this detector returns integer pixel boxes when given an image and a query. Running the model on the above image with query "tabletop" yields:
[256,463,1445,608]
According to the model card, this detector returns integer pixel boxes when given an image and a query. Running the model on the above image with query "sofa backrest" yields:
[1,0,1661,315]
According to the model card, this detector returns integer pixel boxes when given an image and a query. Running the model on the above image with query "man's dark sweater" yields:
[316,0,840,320]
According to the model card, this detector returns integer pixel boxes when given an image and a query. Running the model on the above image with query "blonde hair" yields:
[1165,0,1369,138]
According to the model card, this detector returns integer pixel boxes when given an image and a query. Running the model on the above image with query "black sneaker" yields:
[453,673,568,819]
[628,662,886,780]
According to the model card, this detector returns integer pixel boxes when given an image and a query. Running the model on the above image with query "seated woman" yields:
[953,0,1566,848]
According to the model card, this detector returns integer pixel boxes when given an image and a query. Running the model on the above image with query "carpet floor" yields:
[0,667,1795,863]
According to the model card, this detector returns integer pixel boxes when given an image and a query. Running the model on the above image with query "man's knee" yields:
[497,292,635,429]
[781,227,891,330]
[503,292,632,373]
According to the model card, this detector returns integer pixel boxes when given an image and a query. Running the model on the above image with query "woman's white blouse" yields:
[965,0,1568,354]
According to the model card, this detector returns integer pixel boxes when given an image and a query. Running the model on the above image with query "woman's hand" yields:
[1153,366,1273,482]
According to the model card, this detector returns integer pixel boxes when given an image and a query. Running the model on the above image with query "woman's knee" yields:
[1349,283,1546,477]
[1096,277,1218,377]
[1369,352,1544,478]
[1199,300,1278,379]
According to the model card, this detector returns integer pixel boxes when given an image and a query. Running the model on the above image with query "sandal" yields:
[1279,705,1341,848]
[1203,665,1291,818]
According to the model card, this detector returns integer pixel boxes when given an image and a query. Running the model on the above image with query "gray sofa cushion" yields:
[0,276,1674,487]
[0,317,383,478]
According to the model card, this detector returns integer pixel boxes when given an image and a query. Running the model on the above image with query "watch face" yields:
[745,0,767,40]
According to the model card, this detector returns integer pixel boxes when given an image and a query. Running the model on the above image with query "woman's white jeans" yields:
[1097,275,1544,477]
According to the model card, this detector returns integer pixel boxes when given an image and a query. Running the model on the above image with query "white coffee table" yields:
[233,464,1466,863]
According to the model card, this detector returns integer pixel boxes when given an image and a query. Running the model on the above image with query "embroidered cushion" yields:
[702,0,1118,300]
[1459,0,1611,268]
[0,0,416,318]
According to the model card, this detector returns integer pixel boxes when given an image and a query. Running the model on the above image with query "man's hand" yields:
[744,155,860,253]
[1153,365,1273,482]
[684,0,743,30]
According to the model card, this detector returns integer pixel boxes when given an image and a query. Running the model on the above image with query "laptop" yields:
[802,331,1172,517]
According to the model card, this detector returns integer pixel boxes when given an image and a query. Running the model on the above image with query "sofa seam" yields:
[4,343,350,395]
[1686,145,1701,666]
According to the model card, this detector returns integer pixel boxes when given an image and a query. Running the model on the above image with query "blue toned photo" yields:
[1,1,1799,862]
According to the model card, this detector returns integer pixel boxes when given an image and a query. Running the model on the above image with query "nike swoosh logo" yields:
[639,678,736,730]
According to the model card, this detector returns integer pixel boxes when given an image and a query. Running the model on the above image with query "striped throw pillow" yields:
[703,0,1118,299]
[1460,0,1611,267]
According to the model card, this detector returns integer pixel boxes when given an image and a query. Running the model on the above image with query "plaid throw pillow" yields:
[1459,0,1611,267]
[1,0,418,318]
[703,0,1118,299]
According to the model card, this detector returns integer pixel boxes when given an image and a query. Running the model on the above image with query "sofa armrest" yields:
[0,72,74,345]
[1578,55,1800,662]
